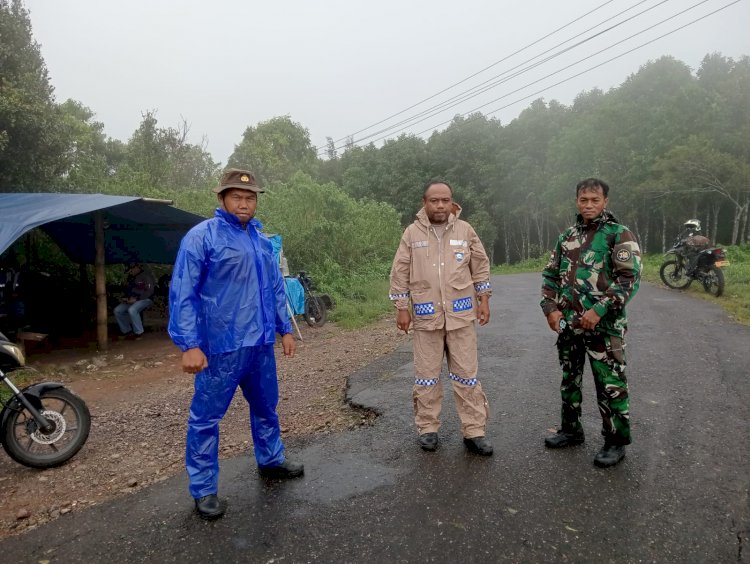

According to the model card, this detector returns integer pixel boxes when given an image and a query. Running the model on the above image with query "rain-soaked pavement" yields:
[1,273,748,563]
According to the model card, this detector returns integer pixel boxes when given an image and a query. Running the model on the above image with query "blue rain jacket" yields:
[168,208,293,354]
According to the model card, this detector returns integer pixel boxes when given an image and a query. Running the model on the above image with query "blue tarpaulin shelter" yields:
[0,193,206,264]
[0,193,207,350]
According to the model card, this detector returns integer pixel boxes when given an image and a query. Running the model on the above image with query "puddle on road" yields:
[286,451,399,505]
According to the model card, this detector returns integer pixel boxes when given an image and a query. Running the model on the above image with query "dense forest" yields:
[2,0,749,276]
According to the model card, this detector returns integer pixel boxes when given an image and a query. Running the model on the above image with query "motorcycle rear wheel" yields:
[2,388,91,468]
[304,295,327,327]
[659,260,692,289]
[701,266,724,297]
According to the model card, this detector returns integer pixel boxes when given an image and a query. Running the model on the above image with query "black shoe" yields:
[194,494,225,520]
[258,459,304,479]
[544,429,585,448]
[593,442,626,468]
[463,436,493,456]
[418,432,439,451]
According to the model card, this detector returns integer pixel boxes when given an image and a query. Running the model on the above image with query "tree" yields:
[228,116,318,185]
[0,0,68,190]
[121,111,220,193]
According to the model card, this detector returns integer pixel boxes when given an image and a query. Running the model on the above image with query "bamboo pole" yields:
[94,211,107,351]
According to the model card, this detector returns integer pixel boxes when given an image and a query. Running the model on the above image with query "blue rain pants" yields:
[186,344,285,499]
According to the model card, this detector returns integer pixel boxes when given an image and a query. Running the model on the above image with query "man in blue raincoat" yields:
[168,168,303,520]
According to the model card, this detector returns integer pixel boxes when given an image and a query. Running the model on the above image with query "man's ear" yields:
[452,203,460,215]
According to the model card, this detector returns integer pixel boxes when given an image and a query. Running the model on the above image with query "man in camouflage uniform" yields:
[540,178,641,468]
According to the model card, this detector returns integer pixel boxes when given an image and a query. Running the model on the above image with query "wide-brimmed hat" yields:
[212,168,264,194]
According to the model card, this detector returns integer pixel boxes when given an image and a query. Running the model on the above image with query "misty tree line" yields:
[2,0,749,269]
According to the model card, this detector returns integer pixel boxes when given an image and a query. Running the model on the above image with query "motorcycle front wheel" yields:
[303,295,327,327]
[2,388,91,468]
[659,260,693,289]
[702,266,725,297]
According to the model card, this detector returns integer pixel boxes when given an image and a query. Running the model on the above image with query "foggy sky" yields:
[24,0,750,164]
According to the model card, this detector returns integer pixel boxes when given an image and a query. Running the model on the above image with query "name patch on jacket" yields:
[411,240,429,249]
[452,297,473,312]
[413,302,436,316]
[449,239,468,247]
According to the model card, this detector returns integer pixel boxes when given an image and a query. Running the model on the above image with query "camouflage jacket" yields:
[540,210,641,337]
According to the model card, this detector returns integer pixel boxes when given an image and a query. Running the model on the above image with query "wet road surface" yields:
[1,274,748,563]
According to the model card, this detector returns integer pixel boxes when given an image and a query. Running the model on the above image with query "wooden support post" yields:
[95,211,108,351]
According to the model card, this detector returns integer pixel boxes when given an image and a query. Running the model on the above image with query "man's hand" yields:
[546,310,563,333]
[181,347,208,374]
[580,309,601,331]
[396,309,412,334]
[127,296,136,304]
[477,297,490,326]
[281,333,296,357]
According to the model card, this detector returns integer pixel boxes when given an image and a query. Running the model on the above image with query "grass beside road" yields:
[491,244,750,326]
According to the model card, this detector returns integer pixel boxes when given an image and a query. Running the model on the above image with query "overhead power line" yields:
[316,0,620,154]
[400,1,742,143]
[329,0,737,152]
[327,0,676,153]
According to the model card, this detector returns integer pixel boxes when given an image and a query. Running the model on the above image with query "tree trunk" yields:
[711,204,720,243]
[733,199,748,245]
[503,220,510,264]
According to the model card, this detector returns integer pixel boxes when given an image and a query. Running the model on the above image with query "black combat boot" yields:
[593,441,626,468]
[544,429,585,448]
[419,432,439,451]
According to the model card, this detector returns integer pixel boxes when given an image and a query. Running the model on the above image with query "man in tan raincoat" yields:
[389,180,493,455]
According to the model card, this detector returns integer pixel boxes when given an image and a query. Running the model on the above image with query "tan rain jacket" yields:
[389,204,492,332]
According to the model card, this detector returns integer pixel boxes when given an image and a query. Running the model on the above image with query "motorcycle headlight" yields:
[1,343,25,367]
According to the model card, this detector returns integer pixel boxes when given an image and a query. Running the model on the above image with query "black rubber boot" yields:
[258,459,305,479]
[419,432,439,451]
[194,494,225,520]
[544,429,585,448]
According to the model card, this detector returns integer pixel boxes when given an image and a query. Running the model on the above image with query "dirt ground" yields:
[0,318,409,538]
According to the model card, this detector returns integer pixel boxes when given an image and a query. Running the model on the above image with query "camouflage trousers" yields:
[556,330,631,445]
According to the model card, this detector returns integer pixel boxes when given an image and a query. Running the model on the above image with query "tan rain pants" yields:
[412,323,489,438]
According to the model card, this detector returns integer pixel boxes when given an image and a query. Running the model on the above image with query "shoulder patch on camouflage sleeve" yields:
[613,240,639,270]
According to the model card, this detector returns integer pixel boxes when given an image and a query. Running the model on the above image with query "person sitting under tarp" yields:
[114,263,155,340]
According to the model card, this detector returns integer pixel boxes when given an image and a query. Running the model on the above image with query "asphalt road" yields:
[2,273,748,563]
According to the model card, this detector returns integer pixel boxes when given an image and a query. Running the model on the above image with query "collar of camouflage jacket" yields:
[575,208,620,227]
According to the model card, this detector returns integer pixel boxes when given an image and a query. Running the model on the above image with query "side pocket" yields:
[607,335,626,365]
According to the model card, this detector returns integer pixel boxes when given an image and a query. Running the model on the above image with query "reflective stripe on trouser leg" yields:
[186,349,244,499]
[412,377,444,434]
[556,331,586,434]
[445,323,488,438]
[448,376,489,438]
[237,344,286,468]
[585,333,631,445]
[412,329,447,434]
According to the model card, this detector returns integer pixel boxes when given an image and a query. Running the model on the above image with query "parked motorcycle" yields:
[297,271,330,328]
[659,242,730,297]
[0,331,91,468]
